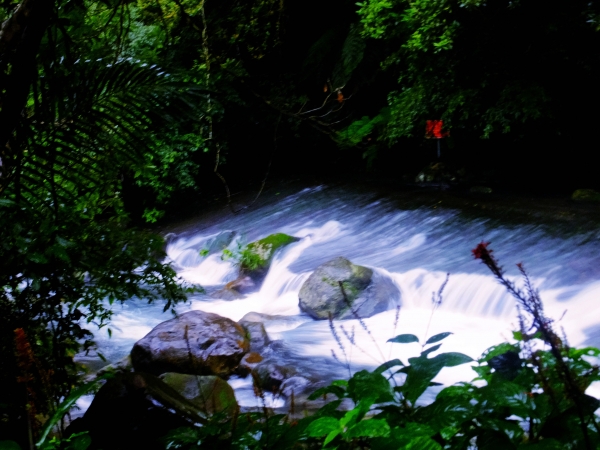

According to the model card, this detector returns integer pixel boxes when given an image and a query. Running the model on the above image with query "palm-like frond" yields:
[2,59,206,210]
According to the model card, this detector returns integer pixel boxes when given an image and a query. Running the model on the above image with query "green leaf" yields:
[405,437,443,450]
[435,352,474,367]
[512,331,524,341]
[421,344,442,357]
[308,385,347,400]
[348,370,393,404]
[517,438,563,449]
[306,417,341,437]
[388,334,419,344]
[37,374,113,447]
[345,419,391,438]
[324,428,341,447]
[374,359,404,374]
[425,332,453,345]
[0,441,22,450]
[480,343,520,363]
[476,429,516,450]
[64,432,92,450]
[402,352,472,404]
[339,407,362,428]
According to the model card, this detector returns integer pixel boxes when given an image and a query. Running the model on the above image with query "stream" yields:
[86,184,600,409]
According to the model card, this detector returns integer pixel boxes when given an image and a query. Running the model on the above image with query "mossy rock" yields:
[572,189,600,203]
[240,233,300,288]
[299,257,401,320]
[160,373,238,416]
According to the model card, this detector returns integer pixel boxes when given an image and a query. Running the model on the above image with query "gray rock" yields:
[298,257,401,320]
[252,361,298,393]
[239,319,271,352]
[160,373,238,416]
[131,310,249,377]
[205,231,236,255]
[210,286,246,301]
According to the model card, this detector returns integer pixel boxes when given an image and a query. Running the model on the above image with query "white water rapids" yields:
[88,185,600,408]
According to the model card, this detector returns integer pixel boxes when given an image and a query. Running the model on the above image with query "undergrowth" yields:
[10,243,600,450]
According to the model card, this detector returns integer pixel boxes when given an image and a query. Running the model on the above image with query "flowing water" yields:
[89,184,600,408]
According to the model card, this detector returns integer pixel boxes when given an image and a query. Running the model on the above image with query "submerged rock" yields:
[252,360,298,392]
[239,320,271,353]
[131,310,249,377]
[204,230,236,255]
[298,257,401,320]
[160,373,238,416]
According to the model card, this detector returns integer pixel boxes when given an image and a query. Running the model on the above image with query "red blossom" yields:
[425,120,449,139]
[472,241,492,260]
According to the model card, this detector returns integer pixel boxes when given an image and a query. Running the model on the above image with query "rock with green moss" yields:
[572,189,600,202]
[298,257,401,320]
[235,233,300,292]
[160,373,238,416]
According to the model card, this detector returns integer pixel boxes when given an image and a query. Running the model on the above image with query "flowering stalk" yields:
[472,242,595,449]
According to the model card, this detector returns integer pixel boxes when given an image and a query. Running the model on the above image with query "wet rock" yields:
[239,318,271,352]
[298,257,401,320]
[160,373,238,416]
[572,189,600,202]
[131,310,249,377]
[252,361,299,393]
[204,231,236,255]
[70,372,205,450]
[240,233,300,290]
[209,277,258,299]
[82,355,132,382]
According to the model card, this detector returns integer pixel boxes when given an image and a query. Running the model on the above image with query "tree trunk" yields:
[0,0,53,152]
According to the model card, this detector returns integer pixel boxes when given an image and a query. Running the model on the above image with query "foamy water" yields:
[92,185,600,405]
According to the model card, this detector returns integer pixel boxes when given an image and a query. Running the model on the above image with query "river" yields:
[87,183,600,408]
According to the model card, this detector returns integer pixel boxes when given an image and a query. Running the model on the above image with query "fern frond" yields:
[3,60,207,212]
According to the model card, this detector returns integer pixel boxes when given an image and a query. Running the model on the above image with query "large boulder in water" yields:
[298,257,400,320]
[131,310,249,377]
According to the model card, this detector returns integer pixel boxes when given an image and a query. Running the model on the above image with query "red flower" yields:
[472,241,491,260]
[425,120,449,139]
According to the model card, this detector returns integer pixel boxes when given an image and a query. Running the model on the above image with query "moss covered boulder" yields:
[233,233,300,293]
[160,373,238,416]
[572,189,600,202]
[298,257,401,320]
[131,310,249,377]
